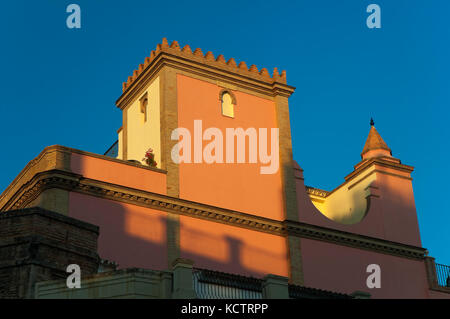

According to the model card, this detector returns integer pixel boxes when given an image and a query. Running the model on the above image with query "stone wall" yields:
[0,207,99,298]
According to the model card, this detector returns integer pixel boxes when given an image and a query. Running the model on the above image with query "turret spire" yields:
[361,120,392,160]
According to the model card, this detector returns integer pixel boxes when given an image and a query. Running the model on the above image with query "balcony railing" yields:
[436,263,450,288]
[192,268,353,299]
[193,268,262,299]
[104,140,118,158]
[288,284,353,299]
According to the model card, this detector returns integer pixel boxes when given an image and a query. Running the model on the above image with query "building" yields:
[0,38,449,299]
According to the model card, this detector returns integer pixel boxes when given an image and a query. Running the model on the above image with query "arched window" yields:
[220,90,236,118]
[140,93,148,123]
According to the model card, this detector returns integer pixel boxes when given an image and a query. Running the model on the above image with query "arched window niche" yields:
[219,90,236,118]
[140,92,148,123]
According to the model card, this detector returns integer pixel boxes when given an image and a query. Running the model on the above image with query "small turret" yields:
[361,118,392,160]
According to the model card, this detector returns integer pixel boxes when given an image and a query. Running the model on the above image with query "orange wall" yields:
[295,164,422,247]
[71,153,166,194]
[179,215,289,278]
[376,170,421,246]
[177,74,284,220]
[301,238,430,298]
[69,192,168,270]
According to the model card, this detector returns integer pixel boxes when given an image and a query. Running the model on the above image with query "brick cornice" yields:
[284,220,427,260]
[117,38,295,101]
[1,169,428,261]
[345,157,414,182]
[0,235,99,262]
[0,207,99,233]
[0,145,166,211]
[312,157,415,199]
[116,50,296,110]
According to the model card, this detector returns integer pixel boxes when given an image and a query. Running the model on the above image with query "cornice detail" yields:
[116,39,296,109]
[122,38,287,93]
[284,220,427,260]
[346,157,414,182]
[2,170,427,261]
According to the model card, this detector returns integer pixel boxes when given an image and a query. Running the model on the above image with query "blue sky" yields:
[0,1,449,264]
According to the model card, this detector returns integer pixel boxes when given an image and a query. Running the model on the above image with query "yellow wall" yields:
[310,166,377,224]
[123,77,161,167]
[117,128,123,160]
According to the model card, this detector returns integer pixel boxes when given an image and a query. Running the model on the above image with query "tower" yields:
[115,38,297,217]
[114,38,302,282]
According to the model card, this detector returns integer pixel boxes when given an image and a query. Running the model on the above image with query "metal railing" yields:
[193,268,262,299]
[104,140,118,158]
[436,263,450,288]
[192,268,353,299]
[289,284,353,299]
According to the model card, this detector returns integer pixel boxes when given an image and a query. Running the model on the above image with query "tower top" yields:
[121,38,288,94]
[361,122,392,160]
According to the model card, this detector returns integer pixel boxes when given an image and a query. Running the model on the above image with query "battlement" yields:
[121,38,288,94]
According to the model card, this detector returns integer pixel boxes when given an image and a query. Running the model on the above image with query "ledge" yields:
[0,168,429,261]
[116,49,296,110]
[0,145,167,211]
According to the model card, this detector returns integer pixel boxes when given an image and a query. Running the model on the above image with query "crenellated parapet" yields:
[121,38,288,94]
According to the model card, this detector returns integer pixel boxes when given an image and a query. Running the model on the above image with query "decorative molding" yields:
[116,43,296,110]
[0,145,167,211]
[218,88,237,105]
[305,186,329,198]
[1,169,428,261]
[307,158,413,200]
[346,157,414,182]
[4,170,284,235]
[284,220,427,260]
[122,38,288,94]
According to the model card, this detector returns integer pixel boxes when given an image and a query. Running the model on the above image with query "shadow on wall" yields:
[70,194,288,278]
[69,192,169,270]
[295,161,421,247]
[68,148,289,279]
[179,218,288,278]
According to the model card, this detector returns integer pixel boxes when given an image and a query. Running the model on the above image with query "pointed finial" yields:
[361,119,392,159]
[260,68,270,77]
[249,64,259,73]
[227,58,237,67]
[193,48,204,57]
[238,61,248,70]
[205,51,215,61]
[216,54,226,63]
[170,40,180,50]
[273,67,280,78]
[181,44,192,54]
[161,38,169,48]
